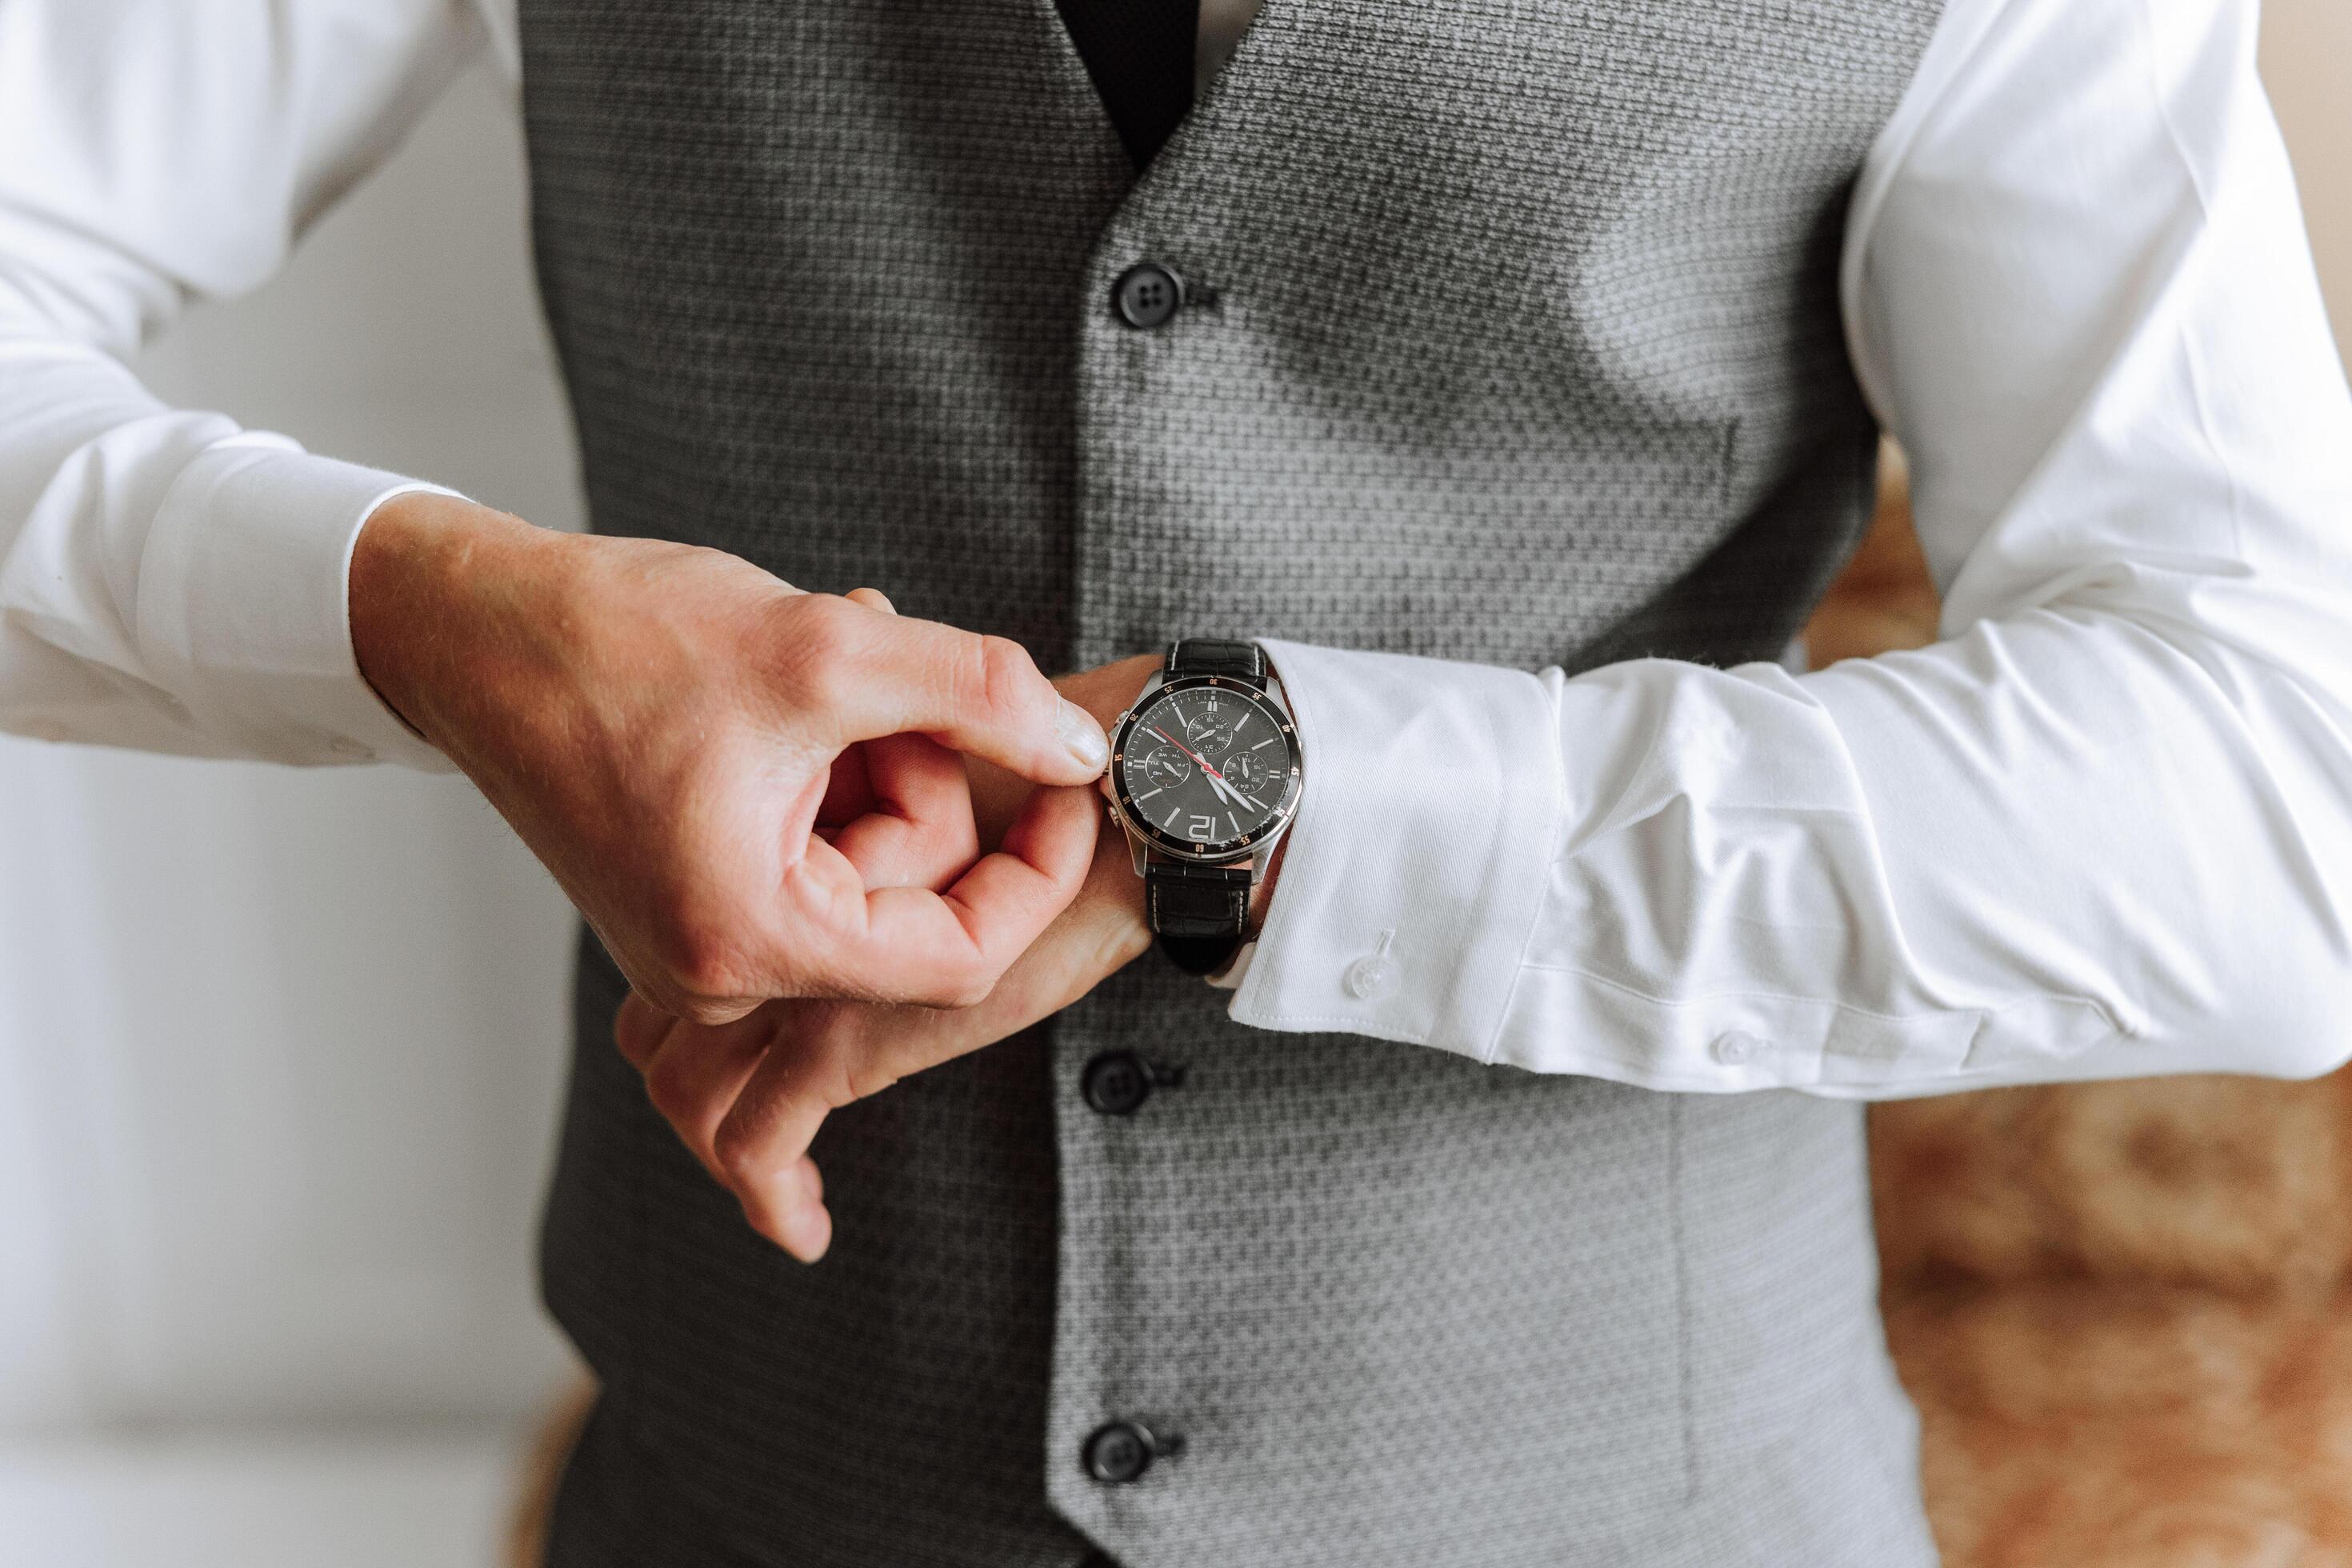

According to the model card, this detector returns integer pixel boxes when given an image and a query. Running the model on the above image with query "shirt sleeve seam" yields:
[2131,0,2250,566]
[1514,954,2131,1038]
[1839,0,2023,434]
[1474,669,1565,1066]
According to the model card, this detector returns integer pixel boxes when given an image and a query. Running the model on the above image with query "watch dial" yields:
[1117,682,1298,852]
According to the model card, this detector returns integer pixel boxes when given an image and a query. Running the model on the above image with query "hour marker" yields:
[1134,787,1163,802]
[1227,812,1241,836]
[1164,806,1182,829]
[1250,738,1275,750]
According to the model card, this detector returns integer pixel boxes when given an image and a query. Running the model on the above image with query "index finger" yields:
[800,782,1101,1008]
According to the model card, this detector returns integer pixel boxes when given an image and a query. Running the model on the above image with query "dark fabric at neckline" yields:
[1053,0,1202,170]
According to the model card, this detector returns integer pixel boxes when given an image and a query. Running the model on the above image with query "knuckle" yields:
[945,977,995,1010]
[771,594,862,706]
[678,993,745,1029]
[917,808,982,872]
[970,634,1046,722]
[641,1052,699,1120]
[654,913,748,1011]
[1086,911,1155,974]
[922,955,998,1010]
[649,888,747,1001]
[711,1122,766,1186]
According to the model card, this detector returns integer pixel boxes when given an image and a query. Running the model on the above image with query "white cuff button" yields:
[1710,1030,1771,1066]
[1344,930,1398,1002]
[1344,957,1393,1001]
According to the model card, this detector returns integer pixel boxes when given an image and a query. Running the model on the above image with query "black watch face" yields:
[1113,677,1302,860]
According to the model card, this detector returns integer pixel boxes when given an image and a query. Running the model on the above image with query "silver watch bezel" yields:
[1106,673,1303,869]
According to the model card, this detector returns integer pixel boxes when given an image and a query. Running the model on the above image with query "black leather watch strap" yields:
[1166,638,1266,687]
[1144,638,1267,974]
[1146,862,1253,975]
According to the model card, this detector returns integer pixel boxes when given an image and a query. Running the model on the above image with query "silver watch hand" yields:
[1152,726,1247,810]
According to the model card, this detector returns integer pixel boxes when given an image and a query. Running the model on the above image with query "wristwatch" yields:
[1102,639,1304,976]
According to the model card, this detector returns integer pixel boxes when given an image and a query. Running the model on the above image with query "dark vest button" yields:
[1081,1050,1152,1115]
[1082,1420,1156,1484]
[1111,262,1184,329]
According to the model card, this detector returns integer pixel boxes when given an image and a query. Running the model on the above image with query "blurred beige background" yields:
[2264,0,2350,359]
[0,7,2342,1568]
[1851,12,2352,1568]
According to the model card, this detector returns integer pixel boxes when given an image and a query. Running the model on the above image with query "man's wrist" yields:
[348,490,560,751]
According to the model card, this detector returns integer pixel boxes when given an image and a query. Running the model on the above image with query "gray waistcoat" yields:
[518,2,1946,1563]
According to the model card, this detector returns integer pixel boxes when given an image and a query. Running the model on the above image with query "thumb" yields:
[810,600,1110,786]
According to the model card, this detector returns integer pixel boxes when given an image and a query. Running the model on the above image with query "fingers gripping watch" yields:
[1104,639,1304,976]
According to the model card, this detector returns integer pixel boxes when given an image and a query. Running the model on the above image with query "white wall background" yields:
[0,9,2343,1568]
[0,59,579,1568]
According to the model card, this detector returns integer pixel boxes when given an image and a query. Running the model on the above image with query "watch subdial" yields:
[1182,713,1239,758]
[1139,746,1193,790]
[1225,748,1278,795]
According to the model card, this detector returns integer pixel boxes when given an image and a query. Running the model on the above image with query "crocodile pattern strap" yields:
[1146,862,1253,975]
[1166,638,1266,687]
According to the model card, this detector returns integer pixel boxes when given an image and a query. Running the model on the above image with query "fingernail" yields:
[1058,698,1110,772]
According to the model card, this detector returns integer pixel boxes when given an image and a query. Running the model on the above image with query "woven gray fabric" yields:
[519,1,1947,1563]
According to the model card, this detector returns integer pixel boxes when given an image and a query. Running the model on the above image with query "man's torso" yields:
[519,2,1944,1562]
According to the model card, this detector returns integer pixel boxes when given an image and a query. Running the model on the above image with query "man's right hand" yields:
[347,492,1109,1024]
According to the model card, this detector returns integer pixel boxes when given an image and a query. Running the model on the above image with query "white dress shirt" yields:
[4,0,2350,1098]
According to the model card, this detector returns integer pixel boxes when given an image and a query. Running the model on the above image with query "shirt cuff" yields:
[1226,638,1561,1060]
[134,435,458,769]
